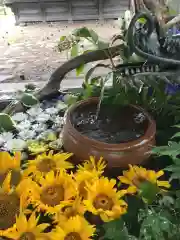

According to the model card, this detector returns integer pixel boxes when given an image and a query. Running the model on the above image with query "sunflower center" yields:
[0,193,20,230]
[65,232,82,240]
[40,184,64,206]
[93,194,114,211]
[19,232,36,240]
[37,158,56,173]
[62,206,77,218]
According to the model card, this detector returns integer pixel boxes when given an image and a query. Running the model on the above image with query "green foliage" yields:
[0,113,16,132]
[72,27,108,49]
[138,208,180,240]
[139,182,160,204]
[103,219,137,240]
[63,94,78,106]
[20,93,39,107]
[152,140,180,161]
[76,64,84,76]
[60,35,66,41]
[71,44,78,57]
[153,125,180,182]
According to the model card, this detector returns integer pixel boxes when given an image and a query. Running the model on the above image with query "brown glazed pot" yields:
[62,98,156,168]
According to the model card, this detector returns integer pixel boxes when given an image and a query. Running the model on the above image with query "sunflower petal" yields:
[27,212,39,229]
[156,170,164,178]
[16,212,28,233]
[126,186,137,194]
[36,223,50,232]
[157,180,171,188]
[2,171,11,193]
[118,176,132,185]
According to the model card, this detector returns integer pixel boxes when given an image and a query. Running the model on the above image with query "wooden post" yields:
[13,5,20,25]
[67,0,73,23]
[98,0,104,23]
[40,1,46,22]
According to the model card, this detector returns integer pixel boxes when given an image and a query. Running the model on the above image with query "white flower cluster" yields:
[0,99,67,152]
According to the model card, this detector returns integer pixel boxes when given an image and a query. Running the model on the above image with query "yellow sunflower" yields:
[23,151,73,180]
[54,197,85,224]
[84,177,127,222]
[51,215,95,240]
[77,156,106,176]
[118,165,171,194]
[3,211,50,240]
[75,170,100,199]
[0,172,33,236]
[29,170,77,214]
[0,151,22,186]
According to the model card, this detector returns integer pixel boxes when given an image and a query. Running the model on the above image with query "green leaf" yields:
[164,165,180,173]
[152,141,180,159]
[97,40,109,49]
[90,76,101,85]
[60,35,66,41]
[139,209,173,239]
[175,198,180,209]
[71,44,78,57]
[0,113,16,132]
[72,27,99,44]
[82,83,93,99]
[89,29,98,43]
[172,124,180,128]
[159,196,174,206]
[21,93,39,107]
[169,173,180,181]
[83,50,92,54]
[72,27,92,38]
[138,18,146,24]
[103,219,131,240]
[171,132,180,139]
[63,94,78,106]
[176,190,180,198]
[76,64,84,76]
[139,181,160,203]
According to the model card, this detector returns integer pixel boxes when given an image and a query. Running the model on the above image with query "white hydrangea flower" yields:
[4,138,27,151]
[54,116,64,125]
[12,112,28,122]
[31,123,47,133]
[17,120,31,130]
[0,132,14,142]
[27,106,43,117]
[45,107,59,115]
[37,130,55,141]
[36,113,50,123]
[18,129,36,140]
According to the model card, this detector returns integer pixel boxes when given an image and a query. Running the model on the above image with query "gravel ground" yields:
[0,16,120,95]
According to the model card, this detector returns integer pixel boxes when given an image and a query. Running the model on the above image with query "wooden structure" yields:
[5,0,130,24]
